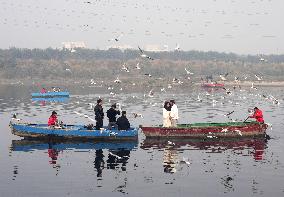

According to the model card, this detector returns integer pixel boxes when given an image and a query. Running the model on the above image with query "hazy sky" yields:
[0,0,283,54]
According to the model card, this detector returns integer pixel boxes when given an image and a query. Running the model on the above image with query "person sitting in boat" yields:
[163,101,172,127]
[249,107,264,123]
[107,103,120,129]
[40,88,47,93]
[169,100,179,127]
[116,111,130,130]
[48,111,58,127]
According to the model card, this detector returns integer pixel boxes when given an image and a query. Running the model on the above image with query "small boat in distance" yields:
[201,82,224,88]
[31,91,69,98]
[140,121,268,138]
[10,121,138,141]
[32,87,69,98]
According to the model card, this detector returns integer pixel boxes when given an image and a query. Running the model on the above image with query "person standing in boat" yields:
[48,111,58,127]
[170,100,179,127]
[94,99,104,130]
[249,107,264,123]
[163,101,172,127]
[116,111,130,130]
[107,103,120,129]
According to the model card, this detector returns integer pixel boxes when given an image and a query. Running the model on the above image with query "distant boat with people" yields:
[201,82,224,88]
[31,87,69,98]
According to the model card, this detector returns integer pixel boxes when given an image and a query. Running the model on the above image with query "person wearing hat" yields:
[94,98,104,130]
[169,99,179,127]
[48,111,58,126]
[249,107,264,123]
[116,111,130,130]
[107,103,121,129]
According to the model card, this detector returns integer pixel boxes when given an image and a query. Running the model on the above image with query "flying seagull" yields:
[138,46,154,60]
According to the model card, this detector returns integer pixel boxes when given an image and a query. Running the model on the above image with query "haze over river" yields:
[0,84,283,196]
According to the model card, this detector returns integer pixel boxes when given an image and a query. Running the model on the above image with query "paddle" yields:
[243,116,250,123]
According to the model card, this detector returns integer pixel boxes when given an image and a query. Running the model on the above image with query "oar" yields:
[74,111,96,122]
[243,116,250,123]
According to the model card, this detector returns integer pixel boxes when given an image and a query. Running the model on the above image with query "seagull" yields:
[180,157,191,165]
[90,79,96,85]
[219,73,229,81]
[160,88,166,92]
[148,89,154,97]
[251,83,257,90]
[197,94,202,102]
[185,67,194,75]
[167,141,175,145]
[121,63,129,72]
[222,87,232,95]
[138,46,154,60]
[133,113,143,118]
[255,74,262,81]
[65,68,72,72]
[144,73,152,77]
[135,62,141,69]
[108,34,123,42]
[174,43,180,51]
[114,77,121,83]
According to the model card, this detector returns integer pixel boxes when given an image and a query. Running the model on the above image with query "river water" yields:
[0,84,283,196]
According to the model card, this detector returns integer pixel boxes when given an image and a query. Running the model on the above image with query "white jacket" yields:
[170,104,179,120]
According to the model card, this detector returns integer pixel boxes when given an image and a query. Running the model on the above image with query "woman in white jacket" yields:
[170,100,179,127]
[163,101,172,127]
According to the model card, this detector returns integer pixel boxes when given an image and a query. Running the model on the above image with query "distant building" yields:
[107,44,134,50]
[145,45,169,52]
[62,41,86,50]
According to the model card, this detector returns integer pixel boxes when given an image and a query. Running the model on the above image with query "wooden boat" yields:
[10,121,138,141]
[31,97,69,102]
[202,82,224,88]
[140,121,268,138]
[31,91,69,98]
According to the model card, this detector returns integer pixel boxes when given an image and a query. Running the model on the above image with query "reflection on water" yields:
[1,84,284,196]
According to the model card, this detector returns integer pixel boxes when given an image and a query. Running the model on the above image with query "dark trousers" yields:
[96,118,103,130]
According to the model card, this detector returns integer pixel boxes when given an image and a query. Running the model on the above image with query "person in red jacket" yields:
[48,111,58,126]
[249,107,264,123]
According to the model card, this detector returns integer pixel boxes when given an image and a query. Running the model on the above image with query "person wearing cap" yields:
[116,111,130,130]
[94,99,104,130]
[169,100,179,127]
[48,111,58,126]
[249,107,264,123]
[107,103,121,129]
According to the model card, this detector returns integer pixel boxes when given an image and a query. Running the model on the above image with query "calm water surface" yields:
[0,84,284,197]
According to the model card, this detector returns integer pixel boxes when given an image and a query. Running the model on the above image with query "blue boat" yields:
[31,97,69,103]
[10,122,138,141]
[31,91,70,98]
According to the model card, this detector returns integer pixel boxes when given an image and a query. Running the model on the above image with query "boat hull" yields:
[10,123,138,141]
[202,83,224,88]
[141,122,268,138]
[31,92,69,98]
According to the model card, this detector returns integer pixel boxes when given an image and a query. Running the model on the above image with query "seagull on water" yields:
[114,77,121,83]
[255,74,262,81]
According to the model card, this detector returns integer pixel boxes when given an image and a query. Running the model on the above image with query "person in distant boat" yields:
[249,107,264,123]
[94,99,104,130]
[163,101,172,127]
[48,111,58,126]
[170,100,179,127]
[41,88,47,93]
[116,111,130,130]
[107,103,120,129]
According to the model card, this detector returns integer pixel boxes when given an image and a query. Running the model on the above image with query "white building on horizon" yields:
[62,41,87,50]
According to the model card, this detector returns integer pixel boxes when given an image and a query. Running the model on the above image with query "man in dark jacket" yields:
[116,111,130,130]
[94,99,104,130]
[107,103,120,129]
